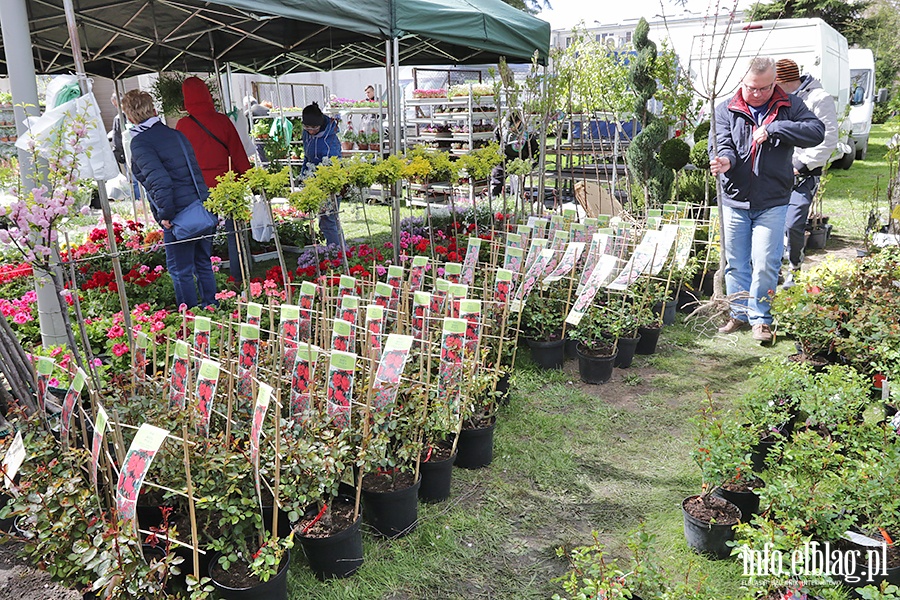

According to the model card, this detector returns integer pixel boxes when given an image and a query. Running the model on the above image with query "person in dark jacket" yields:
[177,77,253,287]
[490,110,539,196]
[300,102,343,247]
[709,56,825,343]
[122,90,218,309]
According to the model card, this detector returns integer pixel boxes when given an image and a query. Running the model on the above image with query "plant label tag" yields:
[2,431,24,490]
[116,424,168,529]
[90,405,108,488]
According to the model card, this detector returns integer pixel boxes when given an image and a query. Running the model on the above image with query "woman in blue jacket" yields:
[121,90,218,309]
[300,102,343,247]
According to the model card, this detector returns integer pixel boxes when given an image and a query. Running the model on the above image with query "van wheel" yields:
[856,142,867,160]
[836,145,855,170]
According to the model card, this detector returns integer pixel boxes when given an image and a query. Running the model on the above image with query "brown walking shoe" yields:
[717,318,749,334]
[752,323,774,343]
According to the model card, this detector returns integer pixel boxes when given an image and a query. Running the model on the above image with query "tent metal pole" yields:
[62,0,135,349]
[389,38,401,265]
[0,0,69,347]
[224,62,235,114]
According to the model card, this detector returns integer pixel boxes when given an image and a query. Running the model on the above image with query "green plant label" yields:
[461,238,481,285]
[435,278,450,292]
[280,304,300,321]
[59,368,88,447]
[567,255,619,326]
[439,318,467,419]
[291,343,320,423]
[549,214,566,234]
[194,315,212,332]
[34,356,53,413]
[366,306,385,361]
[331,316,355,354]
[90,405,108,487]
[327,350,356,429]
[246,302,263,326]
[300,281,318,296]
[545,242,585,284]
[460,300,482,351]
[494,269,513,308]
[250,382,273,500]
[237,326,260,405]
[170,341,190,410]
[409,258,428,292]
[373,334,414,412]
[388,265,404,280]
[510,248,555,313]
[192,317,210,359]
[531,217,548,239]
[674,220,697,269]
[504,246,524,274]
[194,359,221,438]
[339,275,357,296]
[412,292,431,341]
[595,215,610,227]
[648,208,663,218]
[115,423,169,528]
[444,262,462,284]
[366,305,384,321]
[506,233,523,249]
[570,223,587,243]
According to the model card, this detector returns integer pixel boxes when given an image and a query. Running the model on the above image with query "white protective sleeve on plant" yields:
[16,89,119,182]
[250,196,274,242]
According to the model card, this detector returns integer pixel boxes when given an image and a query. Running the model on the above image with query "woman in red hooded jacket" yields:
[176,77,252,285]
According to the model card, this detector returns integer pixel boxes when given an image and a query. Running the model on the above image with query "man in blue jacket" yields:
[300,102,343,247]
[710,57,825,343]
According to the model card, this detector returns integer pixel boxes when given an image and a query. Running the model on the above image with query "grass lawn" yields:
[279,125,899,598]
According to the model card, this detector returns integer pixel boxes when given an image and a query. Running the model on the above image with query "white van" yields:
[848,48,875,160]
[688,18,853,168]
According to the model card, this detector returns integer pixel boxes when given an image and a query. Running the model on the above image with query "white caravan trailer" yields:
[848,48,876,160]
[688,18,853,168]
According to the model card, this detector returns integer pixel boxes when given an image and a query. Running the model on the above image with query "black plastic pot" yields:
[635,325,662,355]
[419,449,457,503]
[614,335,640,369]
[682,495,741,559]
[209,547,290,599]
[526,338,565,369]
[455,420,496,469]
[715,481,763,520]
[576,345,617,384]
[297,500,363,580]
[653,300,677,326]
[361,475,421,538]
[834,535,900,589]
[805,224,830,250]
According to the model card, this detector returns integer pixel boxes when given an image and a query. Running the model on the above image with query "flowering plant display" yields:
[412,89,447,99]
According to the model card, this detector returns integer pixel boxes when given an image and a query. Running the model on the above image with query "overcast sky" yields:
[536,0,755,30]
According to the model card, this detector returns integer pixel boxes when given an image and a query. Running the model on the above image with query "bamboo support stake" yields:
[181,422,200,579]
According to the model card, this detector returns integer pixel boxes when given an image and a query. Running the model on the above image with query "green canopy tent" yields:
[0,0,550,78]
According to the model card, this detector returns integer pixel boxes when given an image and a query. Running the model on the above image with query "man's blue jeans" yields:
[319,195,343,248]
[784,176,819,267]
[722,204,788,325]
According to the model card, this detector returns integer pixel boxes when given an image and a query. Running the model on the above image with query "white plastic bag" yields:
[250,197,274,242]
[16,92,119,181]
